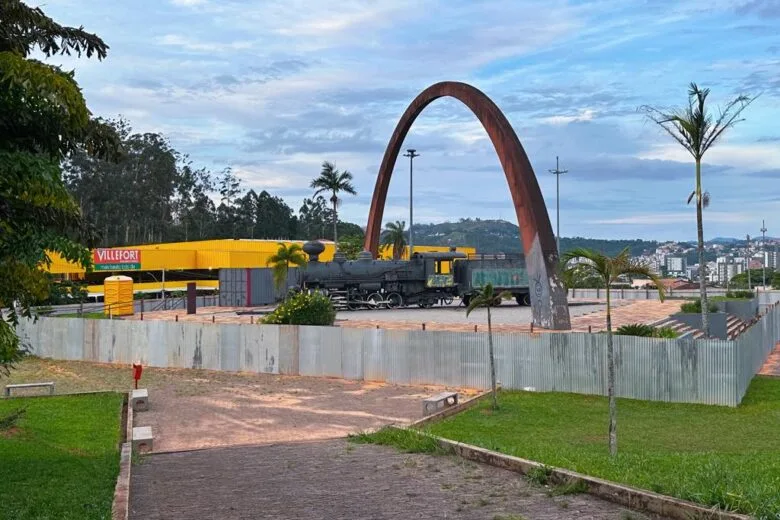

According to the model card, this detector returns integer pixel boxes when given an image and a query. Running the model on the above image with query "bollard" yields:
[422,323,426,331]
[175,315,178,322]
[588,325,592,333]
[250,316,254,324]
[140,313,144,321]
[530,322,534,333]
[212,315,215,323]
[474,325,477,332]
[376,325,379,329]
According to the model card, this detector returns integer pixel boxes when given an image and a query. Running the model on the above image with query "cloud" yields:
[587,211,754,225]
[637,142,780,171]
[157,34,254,53]
[540,109,597,126]
[736,0,780,17]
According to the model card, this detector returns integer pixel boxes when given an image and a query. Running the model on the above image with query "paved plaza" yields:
[130,439,663,520]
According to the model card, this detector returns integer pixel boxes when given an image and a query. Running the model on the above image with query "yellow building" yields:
[44,239,475,297]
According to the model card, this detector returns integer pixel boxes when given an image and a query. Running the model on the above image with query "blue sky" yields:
[40,0,780,241]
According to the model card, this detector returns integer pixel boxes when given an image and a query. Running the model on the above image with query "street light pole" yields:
[746,234,752,291]
[403,149,419,258]
[760,220,767,289]
[548,156,568,253]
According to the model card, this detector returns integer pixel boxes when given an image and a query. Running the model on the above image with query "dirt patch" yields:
[134,374,467,452]
[0,426,21,439]
[7,358,474,453]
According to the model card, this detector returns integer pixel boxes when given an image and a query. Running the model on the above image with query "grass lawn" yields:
[0,392,124,520]
[416,377,780,519]
[52,312,108,319]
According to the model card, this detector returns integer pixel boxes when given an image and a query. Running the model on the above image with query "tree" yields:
[465,283,511,410]
[217,167,242,239]
[381,221,407,260]
[298,196,331,240]
[338,235,364,260]
[1,1,118,377]
[310,161,356,244]
[642,84,754,336]
[266,243,307,296]
[561,248,665,456]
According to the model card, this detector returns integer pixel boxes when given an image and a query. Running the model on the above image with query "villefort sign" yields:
[93,249,141,271]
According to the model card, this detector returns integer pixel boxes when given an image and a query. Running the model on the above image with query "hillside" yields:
[412,219,659,256]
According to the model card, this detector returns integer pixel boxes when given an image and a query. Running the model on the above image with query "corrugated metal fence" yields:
[16,304,780,407]
[568,288,780,306]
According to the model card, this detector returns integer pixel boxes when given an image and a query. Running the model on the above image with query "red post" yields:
[175,314,178,322]
[530,322,534,333]
[474,325,477,332]
[132,363,143,390]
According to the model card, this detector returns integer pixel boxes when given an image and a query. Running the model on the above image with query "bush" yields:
[261,291,335,326]
[615,323,655,337]
[726,290,754,299]
[654,326,679,339]
[680,299,719,313]
[615,323,679,339]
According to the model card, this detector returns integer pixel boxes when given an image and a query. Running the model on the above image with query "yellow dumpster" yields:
[104,275,134,316]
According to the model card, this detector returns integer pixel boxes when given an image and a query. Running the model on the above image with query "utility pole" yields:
[403,149,419,258]
[746,234,752,291]
[548,156,568,253]
[760,220,767,289]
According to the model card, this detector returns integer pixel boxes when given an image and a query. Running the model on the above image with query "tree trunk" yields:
[332,194,338,245]
[606,288,617,456]
[696,159,710,336]
[487,306,498,410]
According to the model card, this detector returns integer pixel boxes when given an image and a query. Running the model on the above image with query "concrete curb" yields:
[112,392,133,520]
[393,428,750,520]
[407,389,495,429]
[112,443,132,520]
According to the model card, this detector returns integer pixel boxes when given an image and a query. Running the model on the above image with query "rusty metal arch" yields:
[363,81,570,330]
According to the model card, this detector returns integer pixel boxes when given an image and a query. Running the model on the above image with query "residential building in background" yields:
[666,256,687,277]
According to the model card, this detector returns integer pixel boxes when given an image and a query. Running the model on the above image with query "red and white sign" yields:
[93,249,141,270]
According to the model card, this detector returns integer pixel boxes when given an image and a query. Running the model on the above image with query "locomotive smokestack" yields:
[303,240,325,262]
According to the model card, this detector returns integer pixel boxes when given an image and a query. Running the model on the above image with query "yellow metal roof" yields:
[45,239,475,275]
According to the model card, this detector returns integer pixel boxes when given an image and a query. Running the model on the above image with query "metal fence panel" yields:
[16,306,780,406]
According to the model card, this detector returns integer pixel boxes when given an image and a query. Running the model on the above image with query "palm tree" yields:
[561,248,665,456]
[381,220,407,260]
[310,161,357,245]
[465,283,512,410]
[642,84,754,336]
[266,243,308,297]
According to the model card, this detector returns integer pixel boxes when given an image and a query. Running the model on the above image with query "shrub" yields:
[615,323,656,337]
[726,290,754,299]
[654,326,679,339]
[680,299,719,313]
[615,323,679,338]
[261,291,335,326]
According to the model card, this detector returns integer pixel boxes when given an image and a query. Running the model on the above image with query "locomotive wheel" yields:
[386,292,403,309]
[367,292,385,309]
[516,293,531,306]
[418,299,434,309]
[441,296,454,306]
[461,295,471,307]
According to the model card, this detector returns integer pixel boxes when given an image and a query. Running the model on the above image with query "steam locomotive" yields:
[298,240,531,310]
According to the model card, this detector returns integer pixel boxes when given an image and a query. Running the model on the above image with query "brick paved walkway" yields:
[759,343,780,376]
[130,439,662,520]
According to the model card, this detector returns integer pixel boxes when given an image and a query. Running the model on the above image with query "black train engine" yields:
[299,241,532,310]
[299,241,463,309]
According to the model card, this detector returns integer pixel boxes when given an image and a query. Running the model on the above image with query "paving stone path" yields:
[759,343,780,376]
[130,439,666,520]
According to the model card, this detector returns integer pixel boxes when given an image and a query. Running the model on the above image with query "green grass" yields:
[349,427,446,454]
[422,377,780,519]
[0,393,124,519]
[53,312,108,319]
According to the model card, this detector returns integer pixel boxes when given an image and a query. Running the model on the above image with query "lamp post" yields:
[746,234,752,291]
[548,156,568,253]
[760,220,767,289]
[403,149,419,258]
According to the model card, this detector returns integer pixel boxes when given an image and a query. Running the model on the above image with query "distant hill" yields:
[412,219,658,256]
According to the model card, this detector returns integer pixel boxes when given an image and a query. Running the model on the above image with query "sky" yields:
[38,0,780,241]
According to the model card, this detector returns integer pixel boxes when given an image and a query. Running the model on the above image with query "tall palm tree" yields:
[561,248,665,456]
[310,161,357,245]
[465,283,511,410]
[642,84,754,336]
[381,220,407,260]
[266,243,308,297]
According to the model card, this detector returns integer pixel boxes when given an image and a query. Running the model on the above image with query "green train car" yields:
[453,254,530,306]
